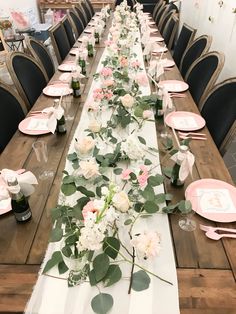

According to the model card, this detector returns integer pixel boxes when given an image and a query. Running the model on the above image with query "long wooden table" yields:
[0,17,236,314]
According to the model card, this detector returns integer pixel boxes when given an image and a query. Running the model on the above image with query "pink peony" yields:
[130,231,161,259]
[121,169,132,180]
[82,201,98,219]
[138,172,148,187]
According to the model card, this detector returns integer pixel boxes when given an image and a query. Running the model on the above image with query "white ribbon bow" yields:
[162,87,173,111]
[0,169,38,201]
[171,150,195,181]
[42,105,64,134]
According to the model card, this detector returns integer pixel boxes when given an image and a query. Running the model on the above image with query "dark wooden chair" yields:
[6,52,48,110]
[200,78,236,155]
[26,37,55,81]
[0,82,27,152]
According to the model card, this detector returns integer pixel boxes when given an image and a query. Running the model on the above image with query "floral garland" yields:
[43,2,191,313]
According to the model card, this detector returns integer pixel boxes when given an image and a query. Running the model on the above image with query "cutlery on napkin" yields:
[178,131,207,141]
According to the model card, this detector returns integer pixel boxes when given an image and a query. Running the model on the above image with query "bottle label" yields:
[14,208,32,222]
[57,124,67,133]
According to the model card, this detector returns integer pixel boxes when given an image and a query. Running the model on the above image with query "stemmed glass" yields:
[62,94,74,121]
[32,141,54,180]
[178,198,197,232]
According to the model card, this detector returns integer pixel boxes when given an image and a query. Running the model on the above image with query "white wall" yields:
[179,0,236,81]
[0,0,39,26]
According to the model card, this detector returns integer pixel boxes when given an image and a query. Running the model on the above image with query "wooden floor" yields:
[0,14,235,314]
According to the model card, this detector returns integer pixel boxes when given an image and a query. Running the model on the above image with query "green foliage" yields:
[103,265,122,287]
[93,253,110,281]
[91,293,114,314]
[132,270,150,291]
[43,251,63,274]
[103,237,120,260]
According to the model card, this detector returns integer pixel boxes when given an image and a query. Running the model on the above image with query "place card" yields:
[26,118,49,131]
[196,188,236,213]
[171,116,198,129]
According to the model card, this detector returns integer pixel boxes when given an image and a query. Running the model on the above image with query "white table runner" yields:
[25,26,180,314]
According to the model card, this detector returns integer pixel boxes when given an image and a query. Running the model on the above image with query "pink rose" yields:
[121,169,132,180]
[131,60,141,69]
[138,173,148,187]
[100,67,113,77]
[120,56,128,68]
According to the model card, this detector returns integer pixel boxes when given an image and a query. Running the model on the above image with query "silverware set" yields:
[200,224,236,240]
[178,131,207,140]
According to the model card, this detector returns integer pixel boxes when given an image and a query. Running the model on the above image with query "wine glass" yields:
[62,94,74,121]
[32,141,54,180]
[178,198,197,232]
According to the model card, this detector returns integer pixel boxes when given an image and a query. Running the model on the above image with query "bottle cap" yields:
[6,175,18,186]
[179,145,189,153]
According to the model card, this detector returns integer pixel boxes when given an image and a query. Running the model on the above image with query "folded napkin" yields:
[162,87,173,111]
[171,150,195,181]
[42,105,64,134]
[0,169,38,201]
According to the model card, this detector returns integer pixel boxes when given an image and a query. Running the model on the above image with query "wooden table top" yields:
[0,18,235,314]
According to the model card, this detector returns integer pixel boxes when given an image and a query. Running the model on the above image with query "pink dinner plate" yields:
[84,28,92,34]
[165,111,205,131]
[59,72,72,83]
[152,46,168,53]
[58,63,77,72]
[158,80,189,92]
[18,113,50,135]
[162,59,175,68]
[69,48,79,56]
[43,84,72,97]
[185,179,236,222]
[151,36,164,42]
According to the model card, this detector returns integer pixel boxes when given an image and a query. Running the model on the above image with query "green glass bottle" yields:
[87,42,94,57]
[7,176,32,223]
[154,87,164,119]
[78,57,86,76]
[71,75,81,98]
[94,31,100,44]
[54,99,67,134]
[171,145,189,187]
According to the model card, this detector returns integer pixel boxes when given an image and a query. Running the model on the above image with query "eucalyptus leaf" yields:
[77,186,95,197]
[61,183,77,196]
[43,251,63,274]
[141,185,155,201]
[58,260,69,274]
[155,193,166,204]
[103,265,122,287]
[144,159,152,165]
[148,174,164,186]
[91,293,113,314]
[124,219,132,225]
[67,152,78,161]
[132,270,150,291]
[63,175,75,184]
[144,201,159,213]
[93,253,110,281]
[113,168,123,175]
[103,237,120,260]
[137,136,146,145]
[50,227,63,242]
[89,269,97,286]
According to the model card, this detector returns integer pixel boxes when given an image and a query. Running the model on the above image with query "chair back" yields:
[200,78,236,154]
[172,23,196,67]
[157,4,171,29]
[0,82,27,153]
[180,35,212,79]
[159,9,176,34]
[69,9,85,39]
[85,0,95,16]
[168,2,179,13]
[49,22,71,64]
[26,37,55,81]
[153,1,164,21]
[155,3,167,25]
[162,13,179,50]
[61,15,76,47]
[6,52,48,110]
[80,1,92,22]
[74,5,87,28]
[185,51,225,107]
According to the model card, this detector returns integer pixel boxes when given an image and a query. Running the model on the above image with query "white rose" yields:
[113,191,130,212]
[78,158,99,179]
[88,119,101,133]
[74,137,95,156]
[101,186,109,196]
[120,94,135,108]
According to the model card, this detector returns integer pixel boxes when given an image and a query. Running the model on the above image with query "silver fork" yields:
[200,224,236,233]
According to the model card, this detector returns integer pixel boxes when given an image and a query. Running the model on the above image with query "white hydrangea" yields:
[121,135,145,160]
